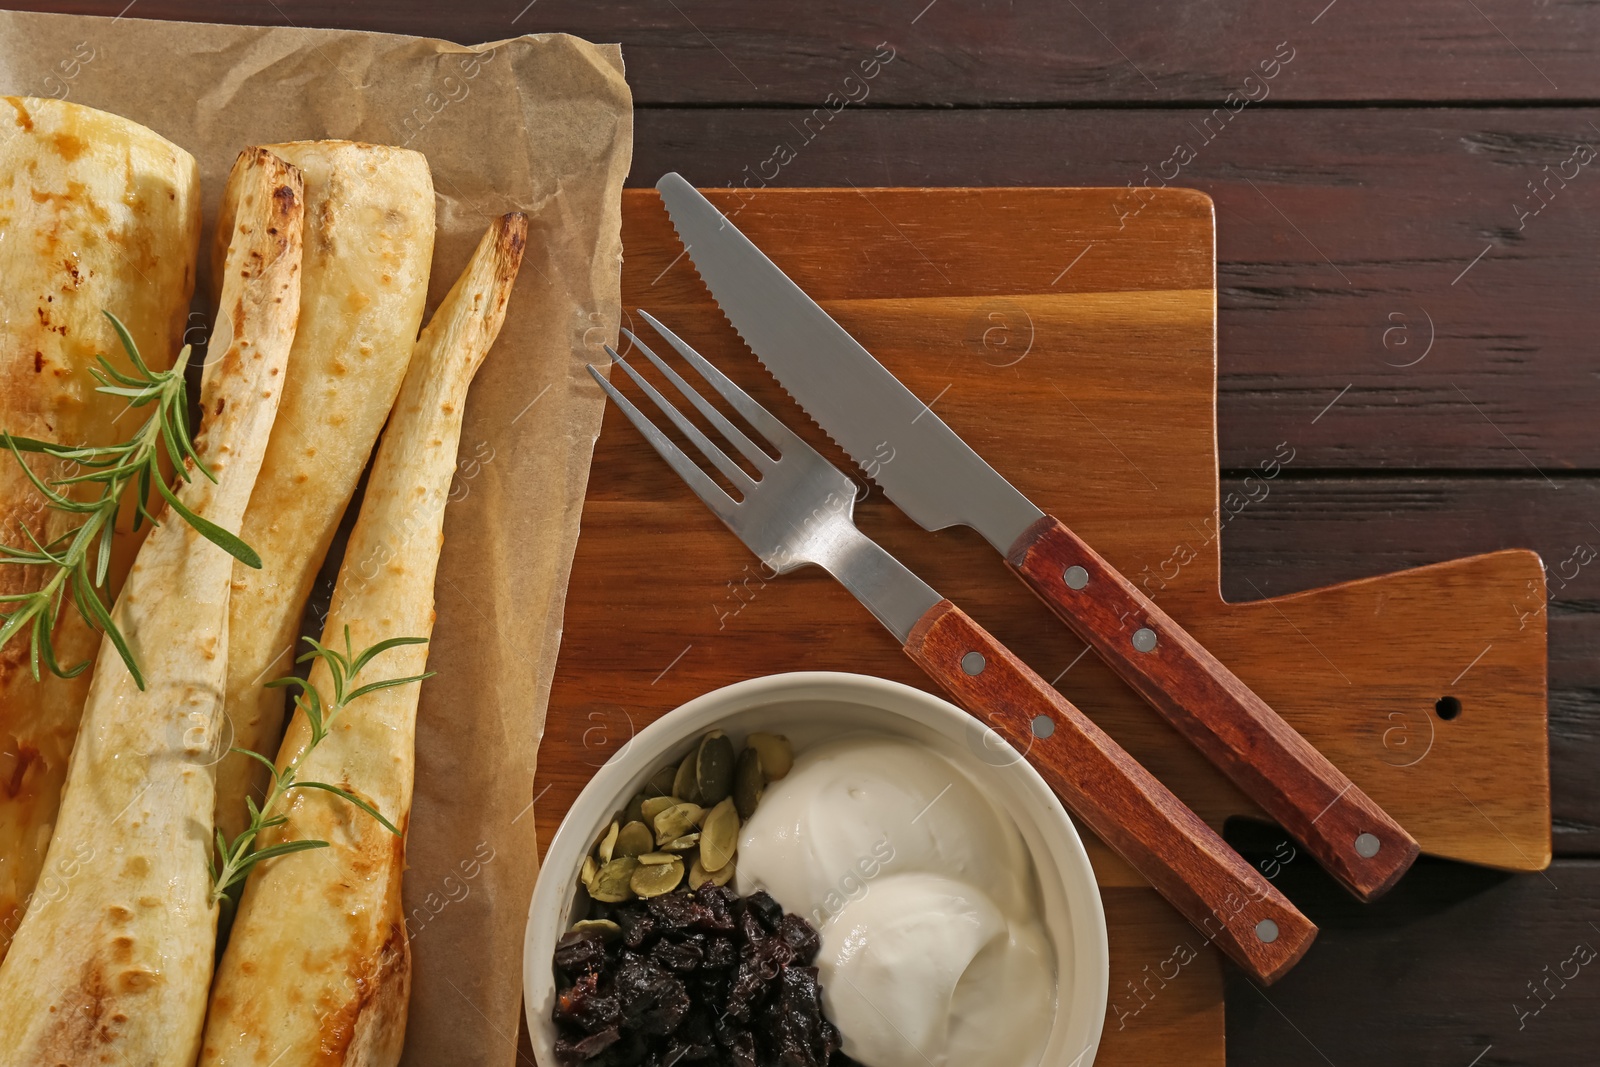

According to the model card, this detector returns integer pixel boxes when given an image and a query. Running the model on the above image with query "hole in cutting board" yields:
[1435,695,1462,721]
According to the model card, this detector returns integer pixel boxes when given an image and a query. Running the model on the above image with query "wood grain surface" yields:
[2,4,1586,1064]
[1008,514,1418,901]
[904,598,1319,984]
[533,186,1548,1063]
[15,1,1600,104]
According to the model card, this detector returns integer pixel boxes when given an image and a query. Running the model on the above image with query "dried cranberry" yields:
[553,1025,622,1065]
[746,890,784,932]
[616,957,691,1037]
[555,971,623,1034]
[694,884,738,931]
[651,937,704,973]
[616,904,656,949]
[777,913,821,965]
[555,930,609,976]
[703,936,738,969]
[771,966,828,1066]
[647,889,710,933]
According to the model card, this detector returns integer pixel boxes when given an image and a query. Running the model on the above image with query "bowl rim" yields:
[523,670,1110,1066]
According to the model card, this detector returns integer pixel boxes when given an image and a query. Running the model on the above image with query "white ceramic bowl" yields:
[524,671,1109,1066]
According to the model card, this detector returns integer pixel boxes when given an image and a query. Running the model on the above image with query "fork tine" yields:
[636,311,806,456]
[604,346,758,496]
[622,326,774,472]
[585,364,739,522]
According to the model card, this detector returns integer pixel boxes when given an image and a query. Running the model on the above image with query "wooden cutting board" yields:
[530,187,1549,1065]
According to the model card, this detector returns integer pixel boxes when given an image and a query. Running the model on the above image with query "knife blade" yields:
[658,172,1420,902]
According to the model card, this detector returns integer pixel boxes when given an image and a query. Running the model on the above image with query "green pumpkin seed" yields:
[696,731,736,806]
[646,764,679,798]
[623,793,649,826]
[579,854,598,892]
[734,746,765,820]
[570,918,621,942]
[700,797,739,873]
[616,821,654,858]
[596,820,620,864]
[689,855,735,890]
[672,749,702,805]
[632,857,685,898]
[747,732,793,780]
[641,795,678,823]
[590,857,639,903]
[661,833,700,852]
[637,851,676,865]
[653,802,704,844]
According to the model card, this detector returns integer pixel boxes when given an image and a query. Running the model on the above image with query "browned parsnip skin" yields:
[0,146,303,1067]
[0,97,201,965]
[202,213,527,1067]
[905,598,1316,985]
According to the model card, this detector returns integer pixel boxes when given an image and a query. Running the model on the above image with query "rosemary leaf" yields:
[0,310,262,687]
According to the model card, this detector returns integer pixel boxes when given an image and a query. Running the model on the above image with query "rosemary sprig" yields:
[209,628,433,907]
[0,311,262,689]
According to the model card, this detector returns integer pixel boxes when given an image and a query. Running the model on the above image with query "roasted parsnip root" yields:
[0,97,201,964]
[0,148,303,1066]
[202,212,527,1067]
[213,141,435,848]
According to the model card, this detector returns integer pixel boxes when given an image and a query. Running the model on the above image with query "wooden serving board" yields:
[530,188,1549,1065]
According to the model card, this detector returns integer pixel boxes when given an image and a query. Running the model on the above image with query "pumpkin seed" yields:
[579,854,598,892]
[700,797,739,873]
[747,732,793,780]
[696,731,736,805]
[616,821,654,858]
[623,793,648,826]
[632,856,685,898]
[590,857,639,903]
[673,749,702,805]
[570,918,621,942]
[637,851,676,865]
[646,764,679,798]
[596,820,620,865]
[734,746,765,819]
[689,855,735,890]
[640,795,678,823]
[661,833,700,852]
[653,802,704,844]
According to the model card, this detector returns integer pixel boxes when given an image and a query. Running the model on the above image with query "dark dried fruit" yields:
[747,890,783,932]
[777,913,821,965]
[616,956,691,1037]
[554,930,607,976]
[552,884,854,1066]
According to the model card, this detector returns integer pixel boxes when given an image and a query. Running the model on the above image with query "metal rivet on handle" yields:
[1031,715,1055,738]
[1063,565,1089,590]
[1132,627,1158,653]
[1355,832,1381,858]
[1255,919,1280,944]
[961,651,986,676]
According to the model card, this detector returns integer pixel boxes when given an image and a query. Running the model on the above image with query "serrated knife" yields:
[658,172,1419,902]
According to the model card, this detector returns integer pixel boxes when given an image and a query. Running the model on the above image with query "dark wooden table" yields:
[10,3,1597,1063]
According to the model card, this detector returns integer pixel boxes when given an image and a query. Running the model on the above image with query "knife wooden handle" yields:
[904,598,1316,985]
[1006,514,1419,902]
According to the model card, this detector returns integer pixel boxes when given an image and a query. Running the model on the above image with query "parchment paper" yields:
[0,10,632,1065]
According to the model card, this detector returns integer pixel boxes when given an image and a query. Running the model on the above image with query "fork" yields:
[587,312,1317,985]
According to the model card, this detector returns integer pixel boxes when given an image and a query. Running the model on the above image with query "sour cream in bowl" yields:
[524,672,1109,1067]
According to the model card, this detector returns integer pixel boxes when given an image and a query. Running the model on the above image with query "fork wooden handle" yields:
[904,598,1317,985]
[1007,514,1420,902]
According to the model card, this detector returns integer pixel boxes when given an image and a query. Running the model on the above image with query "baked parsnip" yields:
[0,146,303,1066]
[0,97,200,965]
[201,212,527,1067]
[212,140,435,847]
